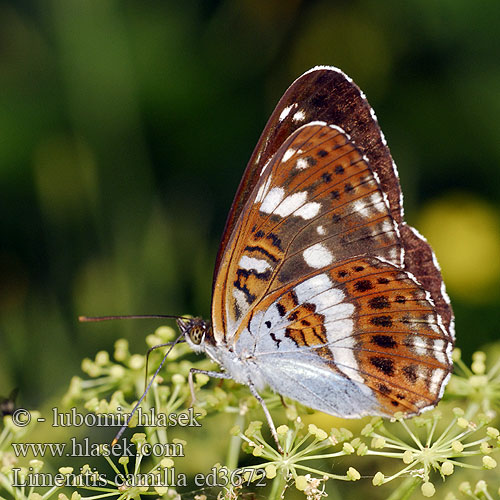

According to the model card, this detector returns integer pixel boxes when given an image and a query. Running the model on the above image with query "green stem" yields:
[226,413,245,470]
[386,477,420,500]
[268,469,288,500]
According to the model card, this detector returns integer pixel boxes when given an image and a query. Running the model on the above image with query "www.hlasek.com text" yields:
[12,437,184,458]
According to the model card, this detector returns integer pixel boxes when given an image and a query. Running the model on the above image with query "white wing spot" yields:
[274,192,307,217]
[317,225,325,235]
[295,201,321,219]
[255,174,273,203]
[282,148,295,163]
[292,109,306,122]
[303,243,333,268]
[295,158,309,170]
[279,105,293,122]
[260,187,284,214]
[429,368,445,395]
[239,256,271,273]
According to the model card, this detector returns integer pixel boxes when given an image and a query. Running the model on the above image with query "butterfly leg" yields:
[247,383,283,454]
[188,368,231,407]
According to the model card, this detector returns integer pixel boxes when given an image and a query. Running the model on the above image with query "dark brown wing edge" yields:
[213,66,454,339]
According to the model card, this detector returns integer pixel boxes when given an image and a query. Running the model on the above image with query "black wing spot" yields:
[335,165,345,175]
[368,296,390,309]
[305,156,317,166]
[403,365,418,384]
[354,266,364,272]
[337,270,348,278]
[276,303,286,317]
[265,321,271,328]
[395,295,406,304]
[332,214,341,223]
[331,190,340,200]
[370,356,395,376]
[266,233,282,250]
[377,277,390,284]
[371,334,397,349]
[370,315,393,328]
[322,172,332,183]
[270,332,281,348]
[344,183,354,193]
[317,149,328,157]
[378,384,391,395]
[354,280,373,292]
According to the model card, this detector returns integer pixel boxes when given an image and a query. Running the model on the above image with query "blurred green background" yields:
[1,0,500,421]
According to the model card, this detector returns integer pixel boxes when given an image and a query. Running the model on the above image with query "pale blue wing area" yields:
[252,350,380,417]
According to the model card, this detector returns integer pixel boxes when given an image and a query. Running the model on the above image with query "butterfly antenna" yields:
[111,331,187,446]
[79,314,186,322]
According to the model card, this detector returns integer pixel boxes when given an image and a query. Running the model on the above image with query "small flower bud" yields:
[451,347,461,362]
[451,441,464,453]
[229,425,241,436]
[372,472,384,486]
[161,458,174,468]
[472,351,486,362]
[452,407,464,417]
[129,354,144,370]
[361,423,373,436]
[487,427,500,438]
[456,417,468,428]
[421,482,435,497]
[59,467,74,474]
[357,443,368,456]
[295,475,308,490]
[265,464,276,479]
[471,361,485,374]
[402,450,414,464]
[474,480,487,494]
[29,460,43,472]
[171,374,185,385]
[480,442,492,454]
[95,351,109,366]
[441,461,454,475]
[458,482,471,494]
[347,467,360,481]
[371,437,386,449]
[252,446,263,457]
[342,443,355,454]
[482,456,497,469]
[277,424,289,435]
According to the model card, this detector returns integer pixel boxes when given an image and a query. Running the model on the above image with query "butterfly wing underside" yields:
[212,122,453,416]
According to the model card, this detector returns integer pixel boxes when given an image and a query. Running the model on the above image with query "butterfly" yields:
[174,66,455,447]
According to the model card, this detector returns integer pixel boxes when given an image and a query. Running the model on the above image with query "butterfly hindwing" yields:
[236,257,452,417]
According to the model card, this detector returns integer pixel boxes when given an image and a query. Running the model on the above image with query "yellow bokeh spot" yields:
[417,194,500,302]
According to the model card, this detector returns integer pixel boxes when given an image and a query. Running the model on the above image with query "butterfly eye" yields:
[189,326,205,345]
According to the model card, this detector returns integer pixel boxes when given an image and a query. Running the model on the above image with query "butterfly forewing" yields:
[212,123,403,344]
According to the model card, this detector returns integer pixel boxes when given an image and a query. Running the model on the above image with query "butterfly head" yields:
[176,317,213,352]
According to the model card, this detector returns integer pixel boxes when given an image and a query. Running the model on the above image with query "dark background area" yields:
[1,0,499,415]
